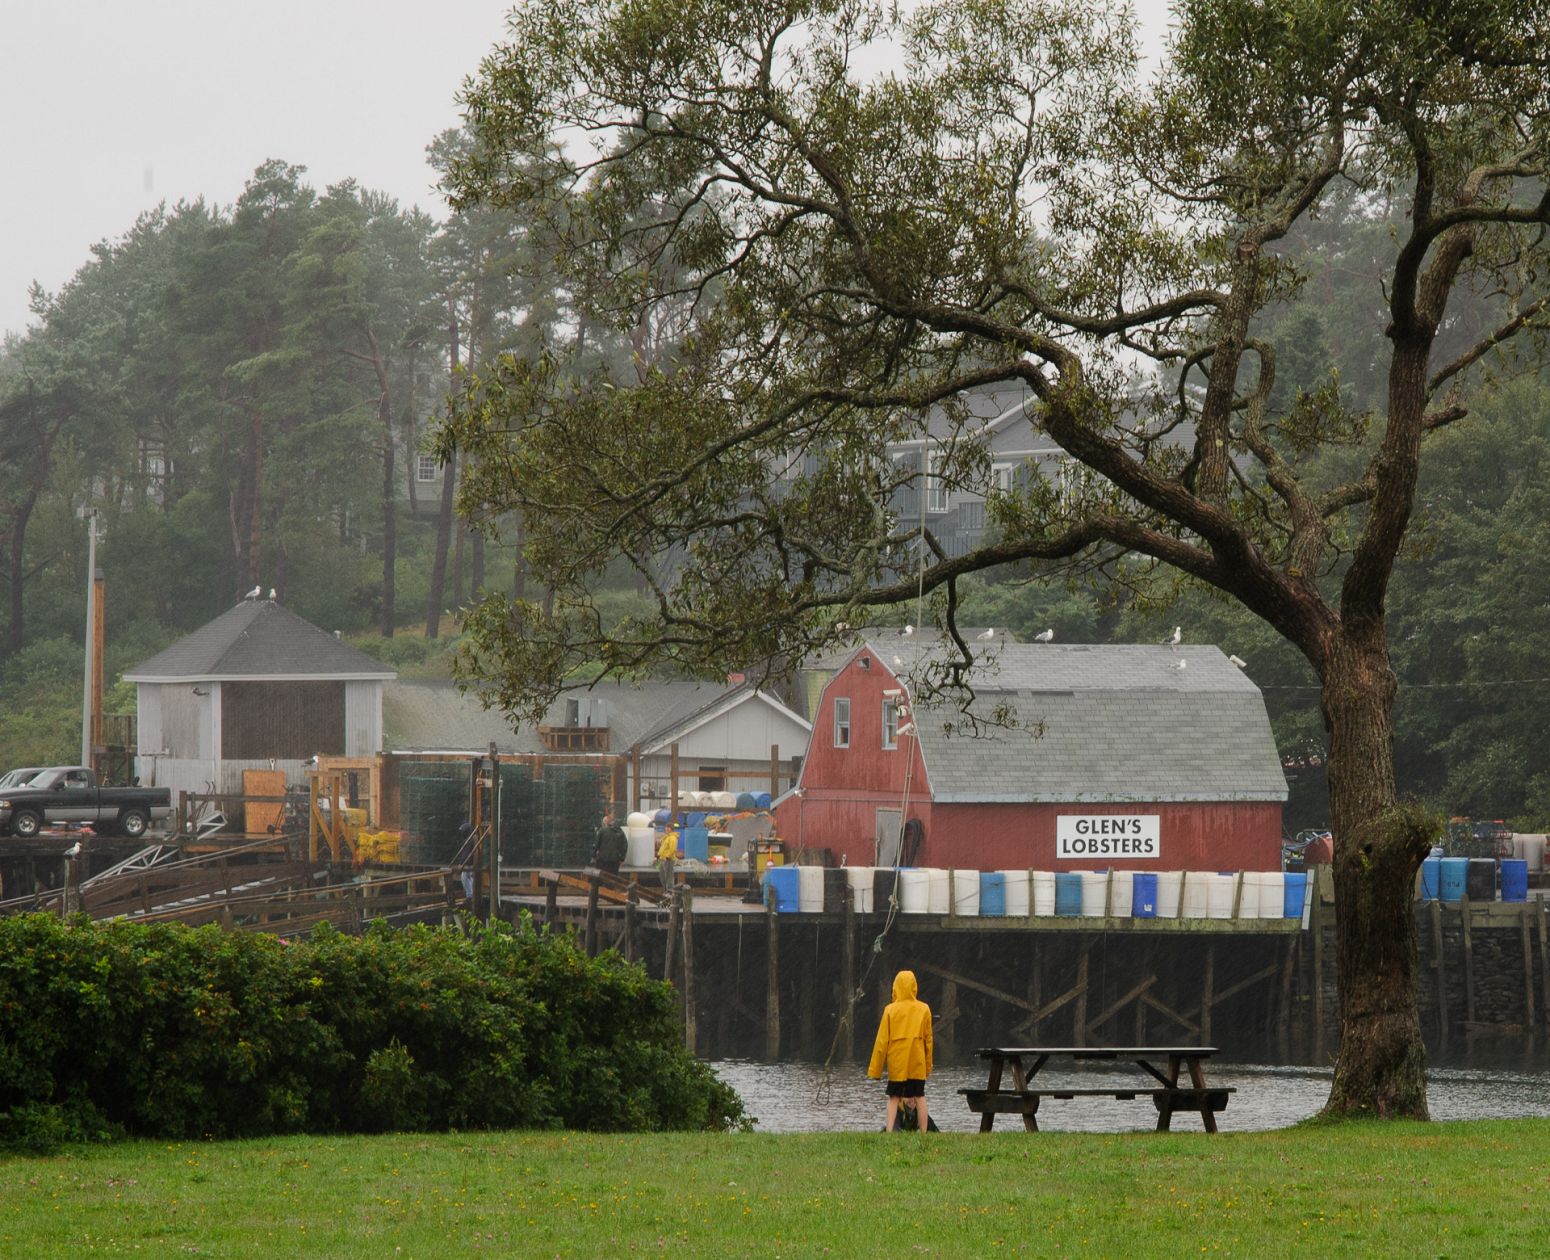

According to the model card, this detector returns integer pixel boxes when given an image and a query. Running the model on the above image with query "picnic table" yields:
[960,1046,1233,1133]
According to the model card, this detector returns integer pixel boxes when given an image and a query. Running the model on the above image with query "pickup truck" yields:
[0,766,172,839]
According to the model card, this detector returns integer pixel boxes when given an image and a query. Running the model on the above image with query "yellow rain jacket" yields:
[867,969,933,1081]
[657,829,679,861]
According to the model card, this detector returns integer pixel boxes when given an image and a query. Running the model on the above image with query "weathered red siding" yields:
[775,644,1284,870]
[926,801,1284,871]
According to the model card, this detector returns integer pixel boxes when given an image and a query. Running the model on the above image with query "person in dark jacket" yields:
[590,812,627,874]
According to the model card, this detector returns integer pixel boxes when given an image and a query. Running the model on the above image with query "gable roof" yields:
[855,639,1287,804]
[637,683,811,753]
[124,600,396,683]
[382,677,782,756]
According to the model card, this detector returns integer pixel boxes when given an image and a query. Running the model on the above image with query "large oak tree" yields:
[441,0,1550,1116]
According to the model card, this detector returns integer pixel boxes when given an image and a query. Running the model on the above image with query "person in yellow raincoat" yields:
[656,826,679,891]
[867,969,933,1131]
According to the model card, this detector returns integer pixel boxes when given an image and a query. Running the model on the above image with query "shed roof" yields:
[124,600,396,683]
[859,639,1287,804]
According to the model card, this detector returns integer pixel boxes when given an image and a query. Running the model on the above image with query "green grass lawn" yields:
[2,1120,1545,1258]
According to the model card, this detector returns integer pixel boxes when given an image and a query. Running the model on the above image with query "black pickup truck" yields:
[0,766,172,839]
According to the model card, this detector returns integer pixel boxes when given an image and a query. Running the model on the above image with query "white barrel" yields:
[1515,834,1546,873]
[626,811,651,829]
[1180,871,1210,918]
[1242,871,1283,919]
[1031,870,1056,916]
[1001,870,1031,916]
[951,869,980,916]
[899,869,931,913]
[846,866,875,913]
[927,868,950,914]
[710,790,738,809]
[1206,872,1236,919]
[625,826,656,868]
[1156,871,1183,917]
[1080,870,1109,916]
[1109,871,1134,918]
[797,865,825,913]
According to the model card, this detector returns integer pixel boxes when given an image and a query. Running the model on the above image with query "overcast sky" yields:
[1,1,1173,344]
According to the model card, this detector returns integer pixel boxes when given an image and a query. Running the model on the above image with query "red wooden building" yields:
[773,638,1287,871]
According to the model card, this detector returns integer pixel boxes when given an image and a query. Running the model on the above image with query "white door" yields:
[875,808,902,867]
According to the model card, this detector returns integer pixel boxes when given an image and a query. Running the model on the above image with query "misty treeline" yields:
[1,141,1548,828]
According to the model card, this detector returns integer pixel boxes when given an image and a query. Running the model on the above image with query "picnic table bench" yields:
[961,1046,1233,1133]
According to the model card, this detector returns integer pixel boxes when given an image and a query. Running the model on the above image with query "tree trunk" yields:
[1319,632,1433,1119]
[425,300,459,639]
[367,328,396,638]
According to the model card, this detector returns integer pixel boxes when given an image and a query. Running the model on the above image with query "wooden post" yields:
[670,743,681,811]
[947,868,956,920]
[681,886,697,1052]
[1201,943,1215,1045]
[1431,898,1449,1054]
[1072,946,1090,1047]
[664,887,681,986]
[1312,877,1326,1060]
[1522,904,1537,1050]
[1027,945,1042,1043]
[939,975,959,1065]
[630,746,640,813]
[1278,937,1296,1062]
[1462,897,1477,1053]
[770,743,780,798]
[624,886,638,963]
[765,892,781,1059]
[1539,901,1550,1036]
[544,878,558,925]
[1104,868,1114,918]
[1229,871,1244,920]
[584,876,600,957]
[842,898,856,1059]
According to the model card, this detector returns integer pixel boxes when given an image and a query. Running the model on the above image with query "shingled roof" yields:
[124,600,396,682]
[866,639,1287,804]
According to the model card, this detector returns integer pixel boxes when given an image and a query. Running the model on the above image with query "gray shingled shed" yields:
[125,598,395,800]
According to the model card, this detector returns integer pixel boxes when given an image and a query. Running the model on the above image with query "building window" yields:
[882,698,900,749]
[416,453,439,483]
[833,697,851,748]
[991,462,1015,494]
[926,452,949,513]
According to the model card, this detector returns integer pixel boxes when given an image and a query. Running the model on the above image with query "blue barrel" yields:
[1501,859,1528,903]
[1283,871,1308,918]
[1420,856,1442,901]
[764,865,800,912]
[979,871,1007,916]
[652,808,672,827]
[1466,858,1496,902]
[1132,872,1158,918]
[681,825,709,862]
[1439,857,1469,904]
[1054,872,1083,916]
[685,811,707,828]
[753,792,772,810]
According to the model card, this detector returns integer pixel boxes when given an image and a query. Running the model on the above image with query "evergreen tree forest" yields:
[3,133,1549,838]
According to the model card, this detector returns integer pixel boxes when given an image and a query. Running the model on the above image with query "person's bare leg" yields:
[916,1095,929,1131]
[884,1096,900,1130]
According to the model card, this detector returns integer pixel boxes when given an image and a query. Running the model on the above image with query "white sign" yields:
[1057,815,1160,860]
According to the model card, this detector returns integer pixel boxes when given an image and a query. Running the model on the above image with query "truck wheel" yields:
[11,810,42,838]
[118,808,150,839]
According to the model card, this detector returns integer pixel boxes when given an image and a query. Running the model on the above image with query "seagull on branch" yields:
[1165,626,1182,647]
[1034,628,1054,643]
[1229,654,1247,668]
[244,585,261,600]
[977,627,995,641]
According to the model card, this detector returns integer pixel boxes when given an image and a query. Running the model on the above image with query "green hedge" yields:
[0,914,745,1150]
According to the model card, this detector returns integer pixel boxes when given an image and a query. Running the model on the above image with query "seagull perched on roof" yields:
[1229,654,1247,668]
[1165,626,1182,647]
[268,587,277,600]
[835,621,850,633]
[244,584,262,600]
[977,627,995,641]
[1034,628,1054,643]
[1171,659,1188,670]
[902,624,914,636]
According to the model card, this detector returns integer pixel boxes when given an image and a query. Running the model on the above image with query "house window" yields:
[991,462,1015,494]
[926,452,949,513]
[416,453,439,483]
[833,697,851,748]
[882,699,900,749]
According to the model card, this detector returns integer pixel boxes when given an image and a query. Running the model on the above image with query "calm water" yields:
[709,1059,1550,1133]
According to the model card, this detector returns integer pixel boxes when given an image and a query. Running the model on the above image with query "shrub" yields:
[0,914,744,1150]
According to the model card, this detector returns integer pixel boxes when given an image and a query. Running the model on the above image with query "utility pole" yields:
[79,510,101,771]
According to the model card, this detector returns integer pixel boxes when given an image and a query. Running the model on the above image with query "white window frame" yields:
[833,697,851,748]
[882,698,900,749]
[926,452,949,513]
[416,453,439,483]
[991,462,1015,494]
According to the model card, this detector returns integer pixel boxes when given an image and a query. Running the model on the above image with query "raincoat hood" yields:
[892,970,918,1002]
